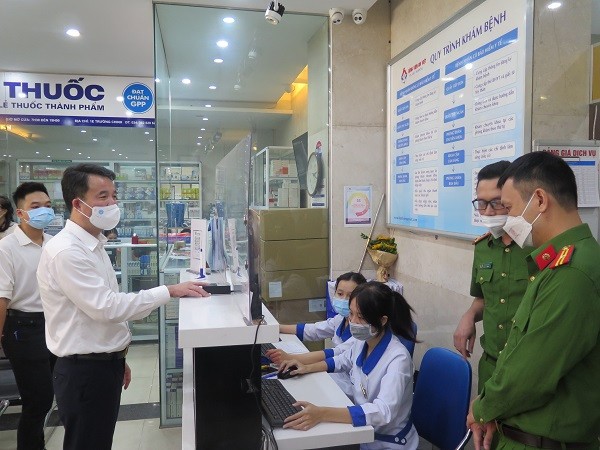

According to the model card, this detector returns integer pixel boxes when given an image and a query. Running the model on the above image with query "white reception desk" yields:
[178,270,373,449]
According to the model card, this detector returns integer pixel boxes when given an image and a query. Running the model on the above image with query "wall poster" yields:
[387,0,533,238]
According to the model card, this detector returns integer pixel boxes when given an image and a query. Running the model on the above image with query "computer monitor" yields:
[292,132,309,190]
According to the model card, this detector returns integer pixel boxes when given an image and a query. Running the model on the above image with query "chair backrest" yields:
[412,347,472,450]
[398,321,418,357]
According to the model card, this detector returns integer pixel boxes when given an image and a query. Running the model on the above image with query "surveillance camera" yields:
[265,1,285,25]
[329,8,344,25]
[352,9,367,25]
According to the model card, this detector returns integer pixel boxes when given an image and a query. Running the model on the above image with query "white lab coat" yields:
[298,315,357,398]
[329,329,418,450]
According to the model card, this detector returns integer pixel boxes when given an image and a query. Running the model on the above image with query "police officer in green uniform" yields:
[454,161,531,393]
[467,152,600,450]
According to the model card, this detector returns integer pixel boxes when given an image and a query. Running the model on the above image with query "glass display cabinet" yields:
[250,146,299,209]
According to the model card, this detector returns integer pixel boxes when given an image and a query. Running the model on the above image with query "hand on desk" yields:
[265,348,290,365]
[283,401,322,430]
[278,359,307,376]
[167,281,212,298]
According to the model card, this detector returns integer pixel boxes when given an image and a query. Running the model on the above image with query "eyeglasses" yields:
[471,199,505,211]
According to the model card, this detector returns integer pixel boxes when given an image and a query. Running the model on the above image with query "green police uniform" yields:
[473,224,600,449]
[470,233,530,392]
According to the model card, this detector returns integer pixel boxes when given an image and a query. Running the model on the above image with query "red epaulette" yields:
[549,245,575,270]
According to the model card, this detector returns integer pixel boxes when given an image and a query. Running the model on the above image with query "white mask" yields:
[479,214,508,239]
[503,195,540,248]
[78,199,121,231]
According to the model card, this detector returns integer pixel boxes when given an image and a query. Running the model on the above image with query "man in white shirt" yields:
[37,163,209,450]
[0,182,56,450]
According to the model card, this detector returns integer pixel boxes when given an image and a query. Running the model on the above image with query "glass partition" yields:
[154,2,329,426]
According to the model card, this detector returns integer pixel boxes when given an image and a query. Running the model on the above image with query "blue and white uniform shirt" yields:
[326,329,418,450]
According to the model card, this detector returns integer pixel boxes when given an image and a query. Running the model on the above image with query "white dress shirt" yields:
[327,329,418,450]
[0,225,52,312]
[37,220,170,357]
[0,222,17,240]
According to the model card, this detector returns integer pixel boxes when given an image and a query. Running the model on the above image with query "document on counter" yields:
[275,341,309,355]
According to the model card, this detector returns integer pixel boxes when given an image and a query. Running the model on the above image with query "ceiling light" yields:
[118,153,122,156]
[200,128,206,131]
[214,58,224,64]
[155,78,161,83]
[265,1,285,25]
[205,104,212,108]
[81,130,87,133]
[149,139,154,142]
[47,155,51,158]
[202,117,208,121]
[144,131,149,135]
[116,96,124,102]
[547,2,561,9]
[216,40,228,48]
[78,152,82,155]
[92,138,98,142]
[223,17,235,24]
[209,85,217,90]
[182,78,191,85]
[66,28,80,37]
[234,84,241,91]
[66,148,71,151]
[35,151,40,154]
[87,156,91,159]
[197,143,201,146]
[112,149,116,152]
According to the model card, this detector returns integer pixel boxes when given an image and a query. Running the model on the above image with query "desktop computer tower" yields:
[193,344,261,449]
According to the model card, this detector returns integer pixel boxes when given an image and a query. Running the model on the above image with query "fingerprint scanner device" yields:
[202,283,231,295]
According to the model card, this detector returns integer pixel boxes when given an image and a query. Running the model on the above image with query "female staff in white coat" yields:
[268,272,366,397]
[279,281,419,450]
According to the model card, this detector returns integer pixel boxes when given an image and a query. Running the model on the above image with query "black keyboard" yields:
[261,378,300,427]
[260,342,276,356]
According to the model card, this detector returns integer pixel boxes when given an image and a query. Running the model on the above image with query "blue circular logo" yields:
[122,83,154,114]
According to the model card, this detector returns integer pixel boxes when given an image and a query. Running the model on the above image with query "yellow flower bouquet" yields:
[361,233,398,282]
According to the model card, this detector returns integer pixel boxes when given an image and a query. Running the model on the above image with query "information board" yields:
[387,0,532,238]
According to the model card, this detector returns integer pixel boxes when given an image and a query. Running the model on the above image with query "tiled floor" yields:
[0,343,182,450]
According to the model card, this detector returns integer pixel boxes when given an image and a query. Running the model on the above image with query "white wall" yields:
[328,0,593,390]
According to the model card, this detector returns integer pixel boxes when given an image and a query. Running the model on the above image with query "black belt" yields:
[6,310,44,319]
[500,424,593,450]
[62,348,128,361]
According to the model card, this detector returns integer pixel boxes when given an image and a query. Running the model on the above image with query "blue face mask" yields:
[332,297,350,317]
[24,207,55,229]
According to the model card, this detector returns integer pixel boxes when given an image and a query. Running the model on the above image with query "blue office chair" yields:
[412,347,472,450]
[398,321,418,357]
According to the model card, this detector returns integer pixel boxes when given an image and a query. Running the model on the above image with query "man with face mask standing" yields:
[37,164,210,450]
[0,182,56,450]
[467,151,600,450]
[454,161,530,393]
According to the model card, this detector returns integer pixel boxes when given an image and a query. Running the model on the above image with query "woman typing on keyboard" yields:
[278,281,418,450]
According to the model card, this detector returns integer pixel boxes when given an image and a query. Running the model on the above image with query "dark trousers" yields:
[53,357,124,450]
[1,314,56,450]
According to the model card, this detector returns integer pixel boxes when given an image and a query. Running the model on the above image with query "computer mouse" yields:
[277,365,298,380]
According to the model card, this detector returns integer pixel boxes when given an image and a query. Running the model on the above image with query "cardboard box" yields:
[257,208,328,241]
[265,298,326,351]
[260,267,328,302]
[260,238,328,272]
